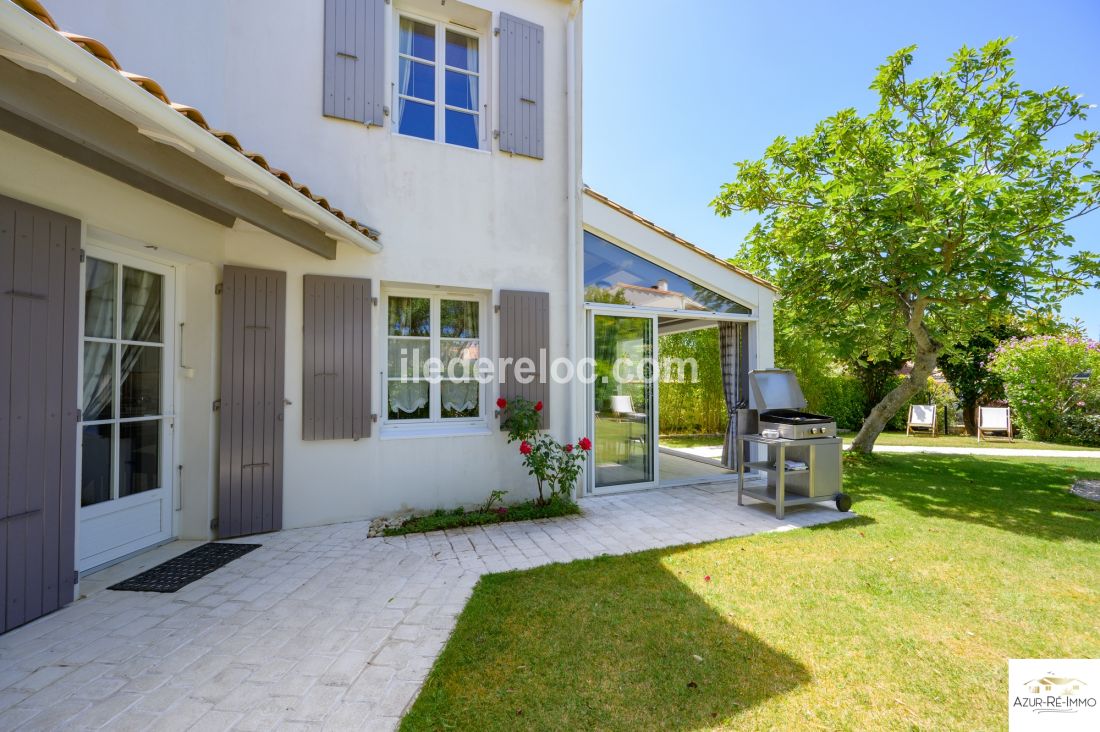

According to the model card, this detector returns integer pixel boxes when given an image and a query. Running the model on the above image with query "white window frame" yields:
[393,10,486,150]
[381,286,490,437]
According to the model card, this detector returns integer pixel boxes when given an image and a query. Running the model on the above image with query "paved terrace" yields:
[0,485,851,731]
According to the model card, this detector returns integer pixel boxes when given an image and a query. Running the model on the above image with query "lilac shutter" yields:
[499,290,549,428]
[323,0,386,126]
[1,194,80,633]
[302,275,372,441]
[498,13,545,159]
[218,266,286,539]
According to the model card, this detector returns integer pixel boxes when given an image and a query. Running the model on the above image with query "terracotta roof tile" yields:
[12,0,378,241]
[583,186,777,292]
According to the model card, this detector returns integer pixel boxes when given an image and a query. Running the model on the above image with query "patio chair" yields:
[609,395,647,456]
[977,406,1013,443]
[906,404,937,437]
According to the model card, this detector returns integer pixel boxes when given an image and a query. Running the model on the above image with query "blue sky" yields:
[583,0,1100,338]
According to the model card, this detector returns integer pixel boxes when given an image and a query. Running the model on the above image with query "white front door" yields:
[77,245,175,571]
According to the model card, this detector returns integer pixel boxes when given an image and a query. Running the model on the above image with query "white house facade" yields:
[0,0,775,633]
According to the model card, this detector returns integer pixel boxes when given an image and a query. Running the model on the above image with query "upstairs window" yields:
[396,15,482,150]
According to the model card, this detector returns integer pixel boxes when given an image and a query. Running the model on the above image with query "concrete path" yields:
[673,444,1100,460]
[0,485,851,731]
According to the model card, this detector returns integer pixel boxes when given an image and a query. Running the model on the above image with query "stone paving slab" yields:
[0,486,852,731]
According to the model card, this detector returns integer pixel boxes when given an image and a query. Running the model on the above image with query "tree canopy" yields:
[713,39,1100,451]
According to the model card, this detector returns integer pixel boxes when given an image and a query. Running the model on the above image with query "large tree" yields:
[713,39,1100,452]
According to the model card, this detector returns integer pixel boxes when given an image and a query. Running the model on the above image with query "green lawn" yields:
[401,454,1100,731]
[660,430,1099,452]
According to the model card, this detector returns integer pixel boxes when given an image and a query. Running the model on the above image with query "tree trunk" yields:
[961,400,977,436]
[850,300,943,454]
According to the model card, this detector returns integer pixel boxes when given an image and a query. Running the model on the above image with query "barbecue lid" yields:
[748,369,808,411]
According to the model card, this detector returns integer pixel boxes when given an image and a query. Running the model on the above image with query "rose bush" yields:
[499,397,591,504]
[988,335,1100,441]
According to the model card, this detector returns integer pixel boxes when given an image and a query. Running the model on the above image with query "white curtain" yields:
[442,381,478,413]
[389,381,429,414]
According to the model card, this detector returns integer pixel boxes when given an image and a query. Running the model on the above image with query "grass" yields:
[840,431,1100,451]
[401,454,1100,731]
[661,430,1099,452]
[382,497,580,536]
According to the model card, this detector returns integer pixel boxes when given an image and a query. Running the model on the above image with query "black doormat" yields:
[108,542,261,593]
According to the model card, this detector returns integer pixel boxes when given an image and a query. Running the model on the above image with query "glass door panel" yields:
[593,314,656,489]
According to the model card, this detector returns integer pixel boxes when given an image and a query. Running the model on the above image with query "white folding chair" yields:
[977,406,1013,442]
[906,404,937,437]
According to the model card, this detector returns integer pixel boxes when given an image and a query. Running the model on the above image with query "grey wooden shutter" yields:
[302,275,372,441]
[323,0,386,126]
[499,290,549,428]
[218,266,286,539]
[498,13,545,159]
[1,194,80,633]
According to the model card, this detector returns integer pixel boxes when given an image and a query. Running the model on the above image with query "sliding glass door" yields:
[591,313,657,491]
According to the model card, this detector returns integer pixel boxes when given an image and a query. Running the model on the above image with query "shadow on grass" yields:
[401,552,809,731]
[850,453,1100,543]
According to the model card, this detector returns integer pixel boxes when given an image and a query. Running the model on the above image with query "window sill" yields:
[391,130,491,155]
[379,422,493,441]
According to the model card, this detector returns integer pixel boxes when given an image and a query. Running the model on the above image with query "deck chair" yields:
[906,404,937,437]
[977,406,1013,442]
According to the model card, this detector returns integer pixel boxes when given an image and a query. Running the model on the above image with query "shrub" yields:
[1058,412,1100,447]
[988,335,1100,441]
[500,397,591,504]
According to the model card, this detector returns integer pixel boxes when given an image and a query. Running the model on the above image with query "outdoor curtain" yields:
[718,321,749,470]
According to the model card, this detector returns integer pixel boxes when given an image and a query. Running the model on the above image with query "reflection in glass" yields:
[84,258,116,338]
[120,345,161,418]
[442,380,479,419]
[119,420,159,497]
[387,338,430,378]
[82,342,113,422]
[121,267,163,342]
[445,109,479,149]
[445,30,478,71]
[399,17,435,60]
[584,231,752,314]
[440,300,478,338]
[81,423,113,506]
[593,315,655,488]
[440,339,480,376]
[389,297,431,336]
[399,57,436,101]
[389,381,429,420]
[398,99,434,140]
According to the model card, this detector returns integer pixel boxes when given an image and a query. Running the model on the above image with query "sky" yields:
[583,0,1100,338]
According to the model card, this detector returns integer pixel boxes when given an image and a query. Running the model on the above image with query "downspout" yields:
[566,0,582,496]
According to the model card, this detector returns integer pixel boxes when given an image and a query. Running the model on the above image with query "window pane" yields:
[399,57,436,102]
[440,300,478,338]
[442,381,479,419]
[445,31,478,72]
[121,267,163,342]
[84,258,116,338]
[445,69,478,110]
[445,109,479,149]
[388,297,431,336]
[120,345,161,418]
[81,423,113,507]
[82,341,113,422]
[441,339,480,377]
[399,17,435,60]
[583,231,753,314]
[398,99,434,140]
[389,381,429,420]
[387,338,430,378]
[119,420,159,497]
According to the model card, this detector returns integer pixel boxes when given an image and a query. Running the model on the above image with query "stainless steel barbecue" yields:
[748,369,837,440]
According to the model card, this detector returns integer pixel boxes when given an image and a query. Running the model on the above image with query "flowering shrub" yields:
[988,335,1100,441]
[499,397,591,504]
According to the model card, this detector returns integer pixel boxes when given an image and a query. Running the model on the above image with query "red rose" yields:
[704,575,711,582]
[564,443,574,453]
[534,401,543,412]
[519,440,532,455]
[578,437,592,451]
[496,397,507,410]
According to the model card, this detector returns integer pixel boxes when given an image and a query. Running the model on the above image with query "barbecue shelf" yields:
[736,433,847,519]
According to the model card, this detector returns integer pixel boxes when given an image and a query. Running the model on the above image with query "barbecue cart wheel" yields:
[834,493,852,512]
